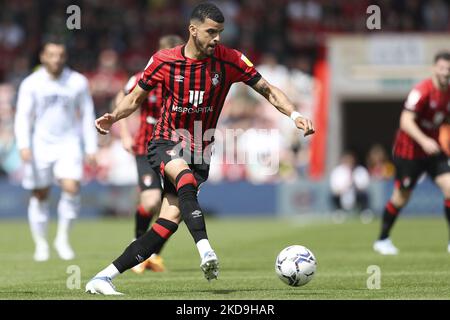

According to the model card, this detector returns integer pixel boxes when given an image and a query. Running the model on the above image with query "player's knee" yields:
[391,189,411,207]
[61,180,80,195]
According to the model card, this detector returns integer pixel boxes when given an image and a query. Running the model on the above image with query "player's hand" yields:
[294,116,315,137]
[20,148,32,162]
[95,113,116,135]
[121,135,134,154]
[85,153,97,167]
[420,137,441,155]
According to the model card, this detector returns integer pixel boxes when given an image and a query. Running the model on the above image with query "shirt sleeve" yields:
[228,49,261,86]
[404,86,429,113]
[78,78,98,154]
[14,79,34,150]
[138,54,165,91]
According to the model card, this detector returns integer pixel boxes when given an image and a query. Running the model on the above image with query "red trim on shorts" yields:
[152,223,172,239]
[394,180,401,189]
[386,202,399,215]
[159,161,165,177]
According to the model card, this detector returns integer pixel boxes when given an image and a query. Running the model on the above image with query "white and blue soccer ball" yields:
[275,245,317,287]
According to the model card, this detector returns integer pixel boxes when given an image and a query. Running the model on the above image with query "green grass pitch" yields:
[0,216,449,300]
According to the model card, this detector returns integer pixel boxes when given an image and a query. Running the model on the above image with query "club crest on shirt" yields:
[211,72,221,86]
[142,174,152,187]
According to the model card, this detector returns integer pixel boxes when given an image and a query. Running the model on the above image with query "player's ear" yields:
[189,23,198,37]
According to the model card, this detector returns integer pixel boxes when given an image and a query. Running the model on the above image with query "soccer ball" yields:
[275,245,317,287]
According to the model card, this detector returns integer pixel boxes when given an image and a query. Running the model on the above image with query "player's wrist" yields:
[290,111,303,122]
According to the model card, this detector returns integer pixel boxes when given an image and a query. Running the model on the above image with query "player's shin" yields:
[379,201,402,240]
[56,192,80,243]
[28,196,50,248]
[112,218,178,273]
[135,205,153,238]
[175,170,211,257]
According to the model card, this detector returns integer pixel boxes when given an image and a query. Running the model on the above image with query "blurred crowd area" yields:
[1,0,447,186]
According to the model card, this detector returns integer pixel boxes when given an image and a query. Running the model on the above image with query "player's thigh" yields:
[393,157,424,191]
[135,154,162,196]
[428,153,450,197]
[158,193,181,223]
[22,157,53,191]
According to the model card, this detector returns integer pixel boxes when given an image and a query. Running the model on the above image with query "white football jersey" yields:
[14,66,98,154]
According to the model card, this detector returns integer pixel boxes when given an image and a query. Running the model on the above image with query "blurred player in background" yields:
[86,2,314,295]
[14,40,98,261]
[114,34,184,274]
[374,51,450,255]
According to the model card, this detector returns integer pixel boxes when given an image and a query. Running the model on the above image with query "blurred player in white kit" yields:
[14,40,98,261]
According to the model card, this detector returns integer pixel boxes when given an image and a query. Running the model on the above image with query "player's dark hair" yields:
[190,2,224,23]
[434,51,450,64]
[40,35,66,53]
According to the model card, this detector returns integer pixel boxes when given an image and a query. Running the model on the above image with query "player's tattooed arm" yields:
[251,77,315,136]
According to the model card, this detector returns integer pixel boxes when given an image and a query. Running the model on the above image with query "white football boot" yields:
[200,251,219,281]
[54,239,75,260]
[373,238,399,255]
[85,277,123,295]
[447,242,450,253]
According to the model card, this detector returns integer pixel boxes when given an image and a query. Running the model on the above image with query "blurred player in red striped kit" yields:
[113,35,184,273]
[374,51,450,255]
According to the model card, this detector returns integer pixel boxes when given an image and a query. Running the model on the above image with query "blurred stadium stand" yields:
[1,0,450,217]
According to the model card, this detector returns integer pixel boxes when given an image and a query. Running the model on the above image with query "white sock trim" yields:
[196,239,213,259]
[95,264,120,280]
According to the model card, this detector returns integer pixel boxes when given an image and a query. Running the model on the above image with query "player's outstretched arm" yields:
[113,90,134,153]
[251,77,315,137]
[95,85,149,135]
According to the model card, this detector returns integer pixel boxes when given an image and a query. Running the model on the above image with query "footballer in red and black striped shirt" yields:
[113,35,184,275]
[374,51,450,256]
[90,3,314,294]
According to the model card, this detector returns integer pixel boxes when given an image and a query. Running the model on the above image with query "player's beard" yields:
[194,36,214,58]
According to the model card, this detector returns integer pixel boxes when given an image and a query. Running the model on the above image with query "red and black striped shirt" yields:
[138,44,261,151]
[393,78,450,159]
[124,72,162,155]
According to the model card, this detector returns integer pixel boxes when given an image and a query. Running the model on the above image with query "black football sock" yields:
[379,201,401,240]
[176,169,207,243]
[135,205,153,239]
[113,218,178,273]
[445,200,450,241]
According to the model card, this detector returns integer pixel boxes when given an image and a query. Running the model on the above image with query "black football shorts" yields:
[393,153,450,190]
